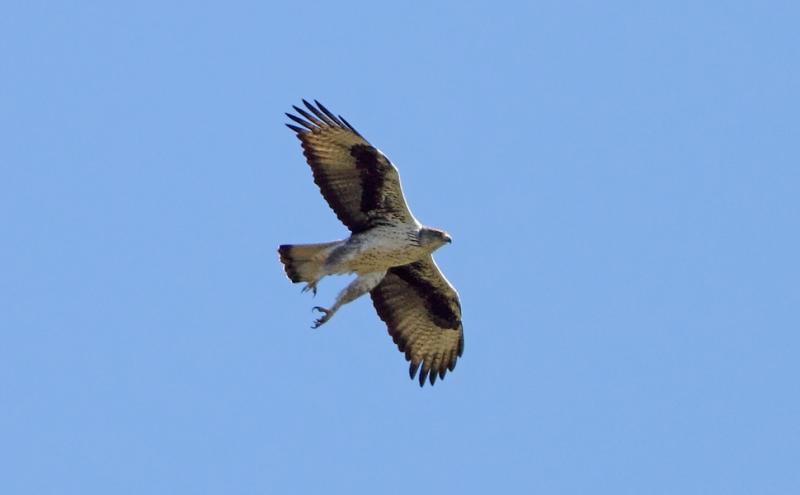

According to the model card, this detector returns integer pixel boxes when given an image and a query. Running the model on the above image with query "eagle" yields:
[278,100,463,386]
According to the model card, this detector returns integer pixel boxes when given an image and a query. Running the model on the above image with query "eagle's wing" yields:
[370,256,464,386]
[285,100,417,233]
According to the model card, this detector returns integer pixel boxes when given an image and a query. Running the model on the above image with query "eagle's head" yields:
[419,227,452,251]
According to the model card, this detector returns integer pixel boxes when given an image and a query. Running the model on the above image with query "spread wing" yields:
[370,256,464,386]
[285,100,417,234]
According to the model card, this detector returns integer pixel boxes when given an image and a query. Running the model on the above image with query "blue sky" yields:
[2,1,799,493]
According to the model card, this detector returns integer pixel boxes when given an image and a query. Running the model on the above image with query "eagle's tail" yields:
[278,241,340,284]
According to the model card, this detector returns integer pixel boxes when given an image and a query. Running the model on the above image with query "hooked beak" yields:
[445,234,452,244]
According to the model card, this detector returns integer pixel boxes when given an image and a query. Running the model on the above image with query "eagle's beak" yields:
[445,235,452,244]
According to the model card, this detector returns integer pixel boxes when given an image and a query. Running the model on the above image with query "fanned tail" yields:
[278,241,340,284]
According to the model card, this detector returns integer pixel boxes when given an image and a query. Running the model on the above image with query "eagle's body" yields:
[329,224,429,272]
[278,100,463,386]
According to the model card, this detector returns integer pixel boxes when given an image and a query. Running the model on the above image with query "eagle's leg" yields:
[301,281,319,296]
[311,271,386,329]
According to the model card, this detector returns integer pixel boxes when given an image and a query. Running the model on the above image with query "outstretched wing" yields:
[285,100,417,234]
[370,256,464,386]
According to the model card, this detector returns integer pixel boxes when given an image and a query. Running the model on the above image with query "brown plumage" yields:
[279,100,463,387]
[371,258,464,386]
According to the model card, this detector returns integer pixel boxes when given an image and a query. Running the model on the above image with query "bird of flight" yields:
[279,100,464,386]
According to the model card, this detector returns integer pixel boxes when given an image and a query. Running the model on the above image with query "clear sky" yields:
[2,1,799,494]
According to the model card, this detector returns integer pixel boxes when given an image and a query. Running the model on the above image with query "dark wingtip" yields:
[409,361,420,380]
[289,100,362,137]
[303,99,336,125]
[286,112,315,131]
[285,123,305,134]
[418,367,430,387]
[339,115,362,137]
[292,104,323,127]
[314,100,344,126]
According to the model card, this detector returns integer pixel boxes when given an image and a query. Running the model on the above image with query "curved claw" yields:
[311,306,332,329]
[301,282,318,296]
